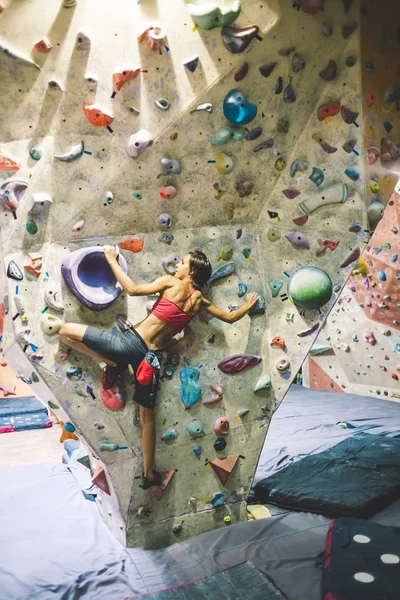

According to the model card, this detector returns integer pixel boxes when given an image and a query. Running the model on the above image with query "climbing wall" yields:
[0,0,370,548]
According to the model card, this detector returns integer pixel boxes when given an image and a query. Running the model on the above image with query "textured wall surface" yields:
[0,0,370,548]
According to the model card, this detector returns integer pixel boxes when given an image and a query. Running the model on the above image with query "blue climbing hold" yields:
[214,438,227,451]
[66,367,83,380]
[207,262,236,287]
[344,167,360,181]
[184,56,199,73]
[211,492,227,508]
[193,445,201,457]
[384,121,393,133]
[377,270,386,281]
[180,367,202,407]
[237,282,247,297]
[309,167,324,186]
[223,89,257,126]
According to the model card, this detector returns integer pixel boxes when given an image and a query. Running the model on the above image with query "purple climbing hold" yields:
[234,62,249,82]
[245,127,262,141]
[340,246,360,268]
[341,105,359,124]
[342,22,358,39]
[342,138,357,153]
[235,180,253,197]
[259,62,277,78]
[319,59,338,81]
[218,354,262,374]
[282,188,300,199]
[285,230,310,250]
[312,134,337,154]
[221,25,260,54]
[254,138,274,152]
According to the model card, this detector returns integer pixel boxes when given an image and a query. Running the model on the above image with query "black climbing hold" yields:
[346,56,357,67]
[278,46,295,56]
[292,53,306,73]
[221,25,260,54]
[275,76,283,94]
[319,60,338,81]
[184,56,199,73]
[254,138,274,152]
[7,260,23,281]
[342,22,358,39]
[259,62,277,78]
[283,79,296,103]
[245,127,262,141]
[267,210,279,219]
[214,438,227,451]
[383,121,393,133]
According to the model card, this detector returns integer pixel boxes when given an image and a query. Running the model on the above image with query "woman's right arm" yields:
[202,292,259,323]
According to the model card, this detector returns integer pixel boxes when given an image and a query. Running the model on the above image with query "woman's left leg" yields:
[59,323,118,367]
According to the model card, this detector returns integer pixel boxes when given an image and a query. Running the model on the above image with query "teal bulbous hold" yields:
[223,89,257,126]
[288,266,333,310]
[186,421,204,437]
[211,126,246,145]
[161,429,178,441]
[180,366,202,407]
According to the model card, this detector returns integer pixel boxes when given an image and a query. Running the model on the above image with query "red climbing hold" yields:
[100,383,125,411]
[367,90,374,107]
[318,102,341,121]
[293,215,309,226]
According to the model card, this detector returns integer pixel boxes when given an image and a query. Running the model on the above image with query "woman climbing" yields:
[59,247,259,489]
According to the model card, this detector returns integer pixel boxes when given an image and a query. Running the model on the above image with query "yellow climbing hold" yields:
[216,152,234,174]
[247,504,271,520]
[275,157,286,171]
[217,245,234,261]
[370,180,380,193]
[267,228,281,242]
[192,23,198,32]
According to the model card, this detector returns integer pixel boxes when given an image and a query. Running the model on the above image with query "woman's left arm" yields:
[104,246,173,296]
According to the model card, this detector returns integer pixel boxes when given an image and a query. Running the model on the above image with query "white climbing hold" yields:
[253,374,271,392]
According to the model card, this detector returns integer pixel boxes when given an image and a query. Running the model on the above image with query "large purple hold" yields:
[218,354,262,374]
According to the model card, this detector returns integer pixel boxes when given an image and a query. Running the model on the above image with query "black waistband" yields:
[126,327,148,351]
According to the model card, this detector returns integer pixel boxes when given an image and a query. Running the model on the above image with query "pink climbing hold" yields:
[218,354,261,374]
[159,186,177,199]
[202,383,223,406]
[214,416,230,436]
[71,219,84,232]
[282,188,300,199]
[363,329,376,346]
[100,383,125,411]
[0,384,16,396]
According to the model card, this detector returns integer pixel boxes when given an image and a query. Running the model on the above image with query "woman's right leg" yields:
[59,323,118,366]
[139,405,156,481]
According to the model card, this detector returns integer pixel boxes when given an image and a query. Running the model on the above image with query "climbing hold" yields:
[210,455,239,485]
[234,62,249,81]
[381,137,398,162]
[268,279,283,297]
[344,168,360,181]
[162,253,179,275]
[44,276,64,311]
[342,139,357,153]
[242,248,252,260]
[34,37,52,53]
[267,210,279,219]
[184,56,199,73]
[48,79,64,91]
[293,0,324,14]
[249,295,265,316]
[75,30,91,51]
[316,239,340,256]
[367,147,380,165]
[155,98,170,111]
[275,157,286,171]
[193,104,212,117]
[221,25,260,54]
[254,139,274,153]
[363,329,376,345]
[214,438,226,451]
[207,262,236,288]
[383,122,393,133]
[161,429,178,441]
[159,186,177,199]
[223,89,257,126]
[210,492,227,507]
[126,130,153,159]
[71,219,84,232]
[278,46,295,56]
[105,191,113,205]
[346,55,356,67]
[367,90,374,106]
[340,246,360,268]
[180,367,202,407]
[283,78,296,103]
[292,53,306,73]
[40,312,63,335]
[99,441,119,452]
[254,375,271,392]
[63,422,76,432]
[275,76,283,94]
[364,59,374,74]
[270,336,286,349]
[202,383,223,406]
[193,445,201,457]
[55,140,84,163]
[377,271,386,281]
[277,119,289,133]
[341,106,359,125]
[276,357,290,372]
[318,101,341,122]
[285,231,310,250]
[312,134,337,154]
[223,202,234,219]
[24,252,42,278]
[7,260,23,281]
[172,524,182,535]
[370,179,380,193]
[319,59,338,81]
[299,183,347,214]
[237,283,247,297]
[186,421,204,437]
[137,23,166,52]
[132,190,142,200]
[245,127,262,141]
[293,215,308,226]
[342,22,358,39]
[218,354,261,374]
[118,238,144,253]
[282,189,300,200]
[187,1,241,30]
[214,417,230,436]
[309,167,324,186]
[259,62,277,78]
[26,220,38,235]
[267,228,281,242]
[82,103,113,127]
[288,266,333,310]
[112,66,141,93]
[160,158,181,175]
[217,246,233,262]
[29,147,42,161]
[216,152,234,174]
[235,180,253,197]
[0,39,40,69]
[349,222,361,233]
[290,159,308,177]
[321,23,333,37]
[66,367,82,380]
[297,323,319,337]
[0,178,28,211]
[28,192,53,215]
[211,126,246,145]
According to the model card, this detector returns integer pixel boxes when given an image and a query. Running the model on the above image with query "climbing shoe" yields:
[102,365,123,390]
[140,471,163,490]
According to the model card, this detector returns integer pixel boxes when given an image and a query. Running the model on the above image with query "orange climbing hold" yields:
[318,101,341,121]
[59,420,79,442]
[112,66,141,92]
[209,455,240,485]
[0,154,19,171]
[82,103,113,127]
[366,90,374,107]
[149,469,176,500]
[118,238,144,253]
[270,336,286,349]
[316,239,340,256]
[34,37,52,53]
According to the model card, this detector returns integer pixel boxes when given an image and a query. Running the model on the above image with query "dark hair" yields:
[188,250,212,288]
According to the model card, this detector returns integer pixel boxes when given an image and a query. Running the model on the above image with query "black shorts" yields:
[83,326,161,409]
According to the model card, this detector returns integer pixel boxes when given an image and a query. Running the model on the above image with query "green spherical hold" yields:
[288,266,332,310]
[29,147,42,161]
[26,220,38,235]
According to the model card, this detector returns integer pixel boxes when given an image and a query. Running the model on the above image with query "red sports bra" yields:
[151,289,196,333]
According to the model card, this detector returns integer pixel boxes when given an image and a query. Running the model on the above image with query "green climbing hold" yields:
[29,147,42,161]
[31,372,39,383]
[268,279,283,297]
[242,248,252,259]
[99,441,119,451]
[288,266,333,310]
[186,421,204,437]
[211,126,246,145]
[26,220,38,235]
[132,190,142,200]
[217,245,234,261]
